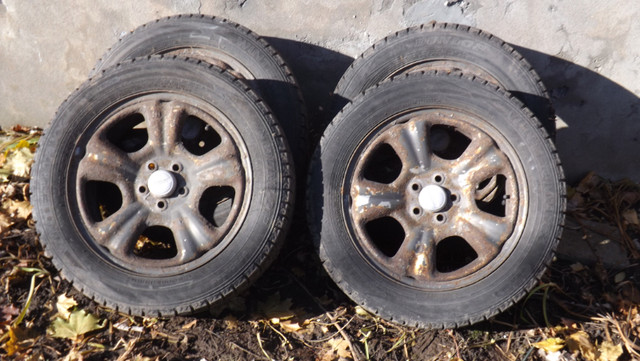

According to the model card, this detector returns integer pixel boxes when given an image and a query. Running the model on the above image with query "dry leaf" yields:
[566,331,597,361]
[279,320,302,333]
[622,209,639,226]
[55,294,78,320]
[324,337,351,360]
[50,309,105,341]
[0,304,20,323]
[181,319,197,329]
[224,315,238,330]
[614,272,625,284]
[4,147,34,178]
[570,263,585,272]
[257,292,295,321]
[354,305,372,318]
[5,199,32,220]
[533,337,565,353]
[597,341,623,361]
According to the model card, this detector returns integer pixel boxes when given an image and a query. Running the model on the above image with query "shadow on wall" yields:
[511,47,640,184]
[265,37,353,142]
[268,36,640,184]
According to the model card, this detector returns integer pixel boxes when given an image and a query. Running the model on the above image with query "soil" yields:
[0,128,638,360]
[1,217,639,360]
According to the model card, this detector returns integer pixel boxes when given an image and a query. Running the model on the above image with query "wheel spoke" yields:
[80,136,138,182]
[94,204,148,258]
[456,210,512,261]
[452,132,506,182]
[350,178,403,222]
[391,229,436,280]
[193,138,244,189]
[174,209,220,263]
[387,118,431,171]
[142,100,184,155]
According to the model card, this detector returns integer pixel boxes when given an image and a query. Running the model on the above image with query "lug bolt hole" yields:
[434,175,443,183]
[148,162,156,171]
[436,214,445,222]
[411,183,420,191]
[138,186,147,193]
[178,187,186,195]
[412,207,421,215]
[172,163,181,172]
[450,194,458,202]
[157,201,166,209]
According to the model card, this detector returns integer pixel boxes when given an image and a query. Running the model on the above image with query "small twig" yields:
[446,329,461,360]
[256,332,274,361]
[504,331,513,355]
[327,312,362,361]
[592,314,640,357]
[266,321,291,349]
[521,336,542,361]
[228,341,264,359]
[307,316,355,343]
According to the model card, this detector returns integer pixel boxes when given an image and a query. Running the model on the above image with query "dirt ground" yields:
[1,126,639,361]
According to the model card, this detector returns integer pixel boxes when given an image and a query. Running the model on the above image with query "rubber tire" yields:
[91,14,308,173]
[309,71,565,328]
[333,22,556,137]
[32,56,294,316]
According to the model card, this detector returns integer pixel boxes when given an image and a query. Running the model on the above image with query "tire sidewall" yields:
[314,74,563,327]
[33,59,290,315]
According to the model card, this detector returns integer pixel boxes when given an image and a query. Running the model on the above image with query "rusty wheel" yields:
[309,72,565,328]
[32,56,293,316]
[74,94,248,272]
[348,111,523,289]
[91,14,308,174]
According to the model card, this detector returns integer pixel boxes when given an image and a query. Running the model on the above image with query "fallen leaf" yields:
[622,209,639,226]
[55,294,78,320]
[257,292,295,321]
[0,304,20,323]
[325,337,351,360]
[50,309,105,341]
[1,326,33,356]
[4,146,34,178]
[181,319,197,330]
[570,263,585,272]
[566,331,597,361]
[597,341,623,361]
[614,272,625,284]
[5,199,32,220]
[534,337,565,353]
[279,320,302,333]
[355,305,372,318]
[224,315,238,330]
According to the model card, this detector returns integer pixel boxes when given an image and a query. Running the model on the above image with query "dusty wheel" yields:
[91,14,308,171]
[333,23,555,137]
[32,56,293,316]
[309,72,565,328]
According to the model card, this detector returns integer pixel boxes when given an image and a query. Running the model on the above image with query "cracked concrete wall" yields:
[1,0,639,182]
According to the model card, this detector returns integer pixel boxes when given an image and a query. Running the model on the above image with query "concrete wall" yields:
[1,0,639,183]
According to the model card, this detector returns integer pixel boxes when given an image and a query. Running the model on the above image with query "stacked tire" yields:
[32,15,304,316]
[32,18,566,328]
[308,23,566,328]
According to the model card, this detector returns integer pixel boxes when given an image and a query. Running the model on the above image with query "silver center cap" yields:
[418,184,448,213]
[147,170,177,198]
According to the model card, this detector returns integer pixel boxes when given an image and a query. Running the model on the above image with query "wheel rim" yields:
[70,93,251,276]
[163,48,254,80]
[344,109,526,290]
[391,59,502,88]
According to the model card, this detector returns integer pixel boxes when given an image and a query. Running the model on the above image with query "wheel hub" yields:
[147,169,177,198]
[418,184,447,213]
